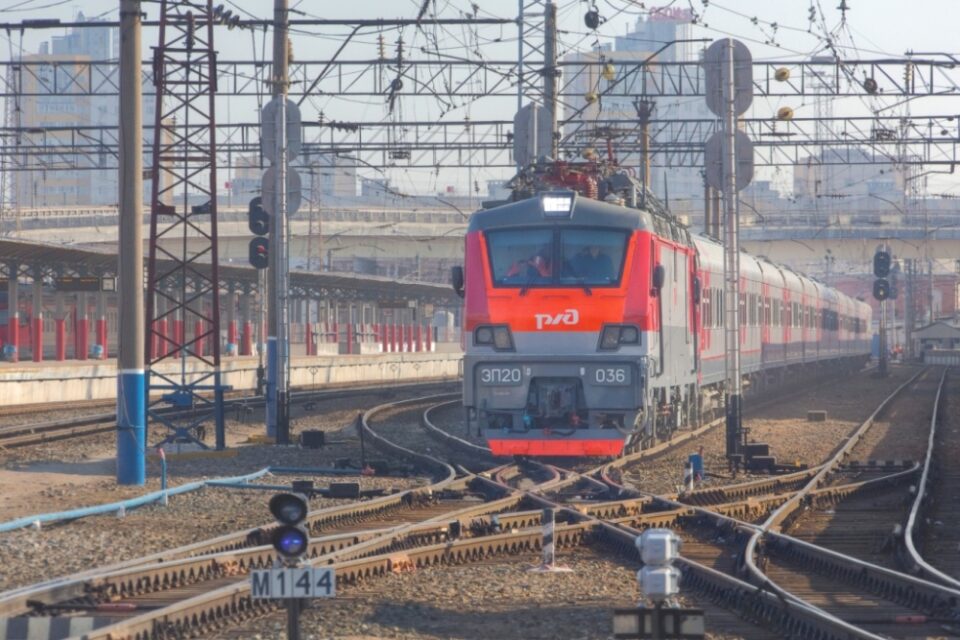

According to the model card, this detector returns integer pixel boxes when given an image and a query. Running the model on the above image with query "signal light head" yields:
[873,250,891,278]
[271,525,309,558]
[269,493,310,563]
[873,278,890,301]
[269,492,308,525]
[249,237,269,270]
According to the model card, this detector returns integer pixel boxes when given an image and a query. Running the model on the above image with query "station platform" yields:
[0,348,463,406]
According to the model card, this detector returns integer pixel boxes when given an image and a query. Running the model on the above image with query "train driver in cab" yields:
[569,244,614,282]
[505,246,553,283]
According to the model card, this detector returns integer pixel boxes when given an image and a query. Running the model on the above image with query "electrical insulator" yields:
[601,63,616,82]
[774,67,790,82]
[776,106,794,121]
[585,91,598,104]
[584,8,601,30]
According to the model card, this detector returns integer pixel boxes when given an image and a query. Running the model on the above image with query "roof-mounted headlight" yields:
[540,190,576,218]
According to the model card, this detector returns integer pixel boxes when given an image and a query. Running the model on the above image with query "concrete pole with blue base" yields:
[116,0,145,485]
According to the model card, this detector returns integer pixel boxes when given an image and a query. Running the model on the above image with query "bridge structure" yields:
[3,203,957,272]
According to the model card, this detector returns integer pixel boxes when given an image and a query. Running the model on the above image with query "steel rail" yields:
[0,378,457,449]
[52,393,587,638]
[739,367,960,635]
[473,466,878,639]
[902,369,960,589]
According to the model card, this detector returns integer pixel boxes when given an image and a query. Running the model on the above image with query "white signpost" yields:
[251,567,335,600]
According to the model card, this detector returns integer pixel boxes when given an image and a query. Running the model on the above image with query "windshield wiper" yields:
[519,273,536,296]
[571,277,592,296]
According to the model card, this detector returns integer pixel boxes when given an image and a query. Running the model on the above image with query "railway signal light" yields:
[249,237,269,270]
[873,250,891,278]
[269,493,310,564]
[873,278,891,301]
[248,196,269,236]
[248,196,270,269]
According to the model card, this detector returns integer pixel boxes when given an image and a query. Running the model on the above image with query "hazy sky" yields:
[3,0,959,195]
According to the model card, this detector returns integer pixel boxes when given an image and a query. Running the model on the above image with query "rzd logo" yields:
[534,309,579,330]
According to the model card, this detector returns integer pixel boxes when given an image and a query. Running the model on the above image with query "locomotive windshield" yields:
[487,227,628,287]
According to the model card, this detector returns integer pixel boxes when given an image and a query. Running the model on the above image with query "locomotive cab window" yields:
[486,229,554,286]
[486,227,628,288]
[559,229,627,286]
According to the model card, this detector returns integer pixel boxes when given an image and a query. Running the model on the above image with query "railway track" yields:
[4,368,950,639]
[904,368,960,589]
[1,393,596,639]
[735,366,960,638]
[0,379,456,449]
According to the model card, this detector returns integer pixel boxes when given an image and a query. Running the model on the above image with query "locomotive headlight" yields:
[599,324,640,350]
[475,326,494,345]
[619,325,639,344]
[474,325,514,351]
[600,326,622,350]
[540,190,576,218]
[492,326,514,351]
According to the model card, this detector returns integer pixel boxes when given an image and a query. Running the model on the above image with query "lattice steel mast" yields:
[144,0,225,449]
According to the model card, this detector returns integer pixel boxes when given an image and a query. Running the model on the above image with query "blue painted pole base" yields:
[117,370,146,485]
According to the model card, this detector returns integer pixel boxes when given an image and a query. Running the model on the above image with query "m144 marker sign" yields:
[251,567,335,600]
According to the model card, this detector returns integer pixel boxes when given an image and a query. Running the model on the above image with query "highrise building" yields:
[11,13,155,208]
[563,6,712,220]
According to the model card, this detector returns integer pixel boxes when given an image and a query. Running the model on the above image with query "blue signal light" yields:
[272,525,309,558]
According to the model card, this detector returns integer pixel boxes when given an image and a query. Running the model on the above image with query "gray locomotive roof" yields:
[468,194,650,232]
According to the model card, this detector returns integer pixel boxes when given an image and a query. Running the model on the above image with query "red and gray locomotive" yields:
[453,162,871,457]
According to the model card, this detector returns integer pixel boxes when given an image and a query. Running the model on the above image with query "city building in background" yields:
[10,13,157,208]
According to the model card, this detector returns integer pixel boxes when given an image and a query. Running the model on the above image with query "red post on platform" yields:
[227,320,237,353]
[97,317,108,359]
[172,319,183,357]
[194,320,205,356]
[76,317,89,361]
[242,321,253,356]
[6,317,18,362]
[32,316,43,362]
[55,318,66,361]
[426,324,433,352]
[391,323,399,352]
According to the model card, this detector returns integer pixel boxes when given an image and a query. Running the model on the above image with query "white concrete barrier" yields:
[0,352,463,406]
